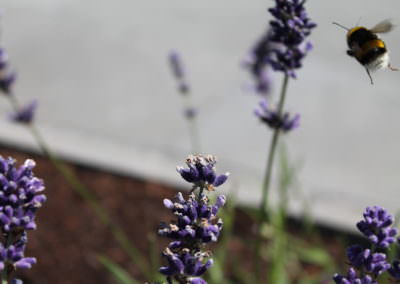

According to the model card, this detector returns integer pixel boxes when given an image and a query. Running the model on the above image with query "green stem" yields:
[188,115,200,154]
[7,94,152,279]
[255,74,290,281]
[182,91,200,154]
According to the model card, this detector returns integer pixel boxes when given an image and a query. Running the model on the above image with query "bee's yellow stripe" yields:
[355,39,386,58]
[347,26,364,38]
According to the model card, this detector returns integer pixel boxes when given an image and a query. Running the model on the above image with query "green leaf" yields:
[98,255,139,284]
[295,245,334,268]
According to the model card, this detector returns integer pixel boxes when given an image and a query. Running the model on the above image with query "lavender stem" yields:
[255,73,289,280]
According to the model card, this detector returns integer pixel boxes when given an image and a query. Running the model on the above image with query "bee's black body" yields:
[346,27,387,66]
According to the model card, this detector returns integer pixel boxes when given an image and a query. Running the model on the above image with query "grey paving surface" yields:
[1,0,400,230]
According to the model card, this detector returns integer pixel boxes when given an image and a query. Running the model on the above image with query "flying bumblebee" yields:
[333,19,398,84]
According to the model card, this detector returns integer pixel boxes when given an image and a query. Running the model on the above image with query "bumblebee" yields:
[333,20,398,84]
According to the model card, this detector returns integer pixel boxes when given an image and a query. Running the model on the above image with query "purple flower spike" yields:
[10,100,38,124]
[255,99,300,132]
[168,50,190,95]
[169,51,185,80]
[159,156,228,283]
[177,155,229,190]
[0,48,16,95]
[266,0,316,78]
[158,193,224,244]
[357,206,398,248]
[0,157,46,274]
[244,0,316,82]
[334,206,397,282]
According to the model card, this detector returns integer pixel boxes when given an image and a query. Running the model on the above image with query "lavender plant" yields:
[244,0,316,280]
[250,0,316,219]
[168,51,200,153]
[333,206,399,283]
[0,157,46,283]
[158,154,228,284]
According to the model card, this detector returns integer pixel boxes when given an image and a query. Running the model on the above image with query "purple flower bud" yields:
[215,195,226,208]
[10,100,38,124]
[189,278,207,284]
[255,99,300,132]
[184,107,197,119]
[163,199,174,209]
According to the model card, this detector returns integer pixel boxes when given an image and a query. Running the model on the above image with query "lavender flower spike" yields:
[266,0,316,78]
[169,50,190,94]
[334,206,397,283]
[0,47,16,95]
[255,99,300,132]
[158,155,228,284]
[176,154,229,191]
[356,206,398,248]
[0,156,46,276]
[10,100,38,124]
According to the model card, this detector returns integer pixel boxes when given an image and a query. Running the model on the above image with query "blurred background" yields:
[0,0,400,282]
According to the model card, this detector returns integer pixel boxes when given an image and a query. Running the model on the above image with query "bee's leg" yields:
[388,63,399,71]
[366,68,374,85]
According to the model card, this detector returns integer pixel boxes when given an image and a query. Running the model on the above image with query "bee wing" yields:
[370,19,395,33]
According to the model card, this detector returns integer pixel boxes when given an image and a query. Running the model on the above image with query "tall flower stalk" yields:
[0,43,152,278]
[168,51,201,153]
[245,0,316,279]
[158,154,229,284]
